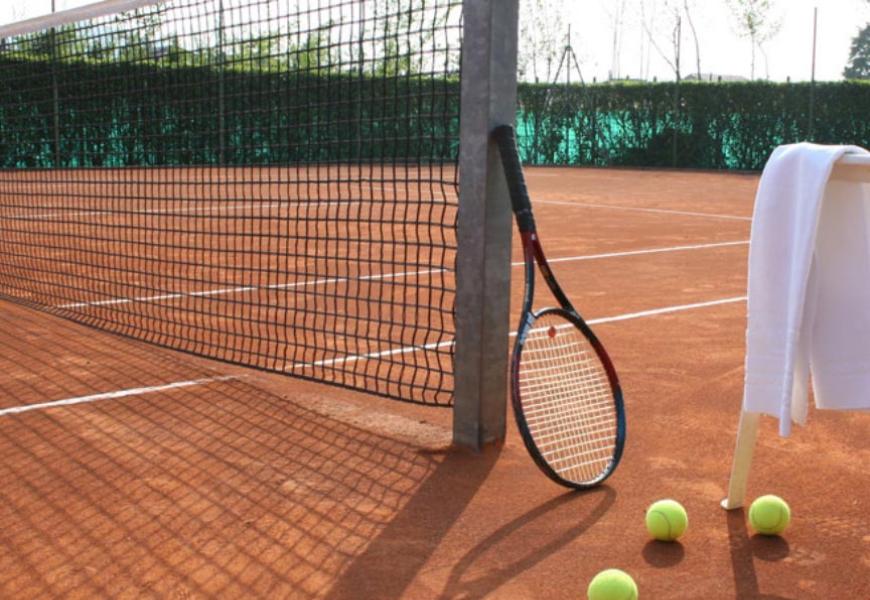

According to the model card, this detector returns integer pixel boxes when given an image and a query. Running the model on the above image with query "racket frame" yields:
[496,124,626,489]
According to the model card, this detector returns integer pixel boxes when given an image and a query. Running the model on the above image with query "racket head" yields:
[511,307,626,489]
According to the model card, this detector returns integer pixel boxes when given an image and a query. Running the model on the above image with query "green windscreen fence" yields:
[516,81,870,171]
[0,11,461,168]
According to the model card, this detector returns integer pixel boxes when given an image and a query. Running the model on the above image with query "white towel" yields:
[743,143,870,436]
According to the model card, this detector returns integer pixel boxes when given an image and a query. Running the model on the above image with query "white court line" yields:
[8,194,409,221]
[586,296,747,325]
[286,338,449,371]
[57,269,447,309]
[288,295,749,371]
[6,201,285,221]
[0,376,237,418]
[536,199,752,222]
[513,240,748,266]
[10,198,751,223]
[56,241,743,310]
[7,297,748,416]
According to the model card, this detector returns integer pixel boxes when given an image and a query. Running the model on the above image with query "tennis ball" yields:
[645,499,688,542]
[749,495,791,535]
[587,569,638,600]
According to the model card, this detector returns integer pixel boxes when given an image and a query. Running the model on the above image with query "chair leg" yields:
[721,411,761,510]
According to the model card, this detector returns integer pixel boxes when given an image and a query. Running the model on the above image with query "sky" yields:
[1,0,867,82]
[560,0,869,83]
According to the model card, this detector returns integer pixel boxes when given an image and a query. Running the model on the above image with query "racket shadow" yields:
[439,486,616,599]
[326,445,501,600]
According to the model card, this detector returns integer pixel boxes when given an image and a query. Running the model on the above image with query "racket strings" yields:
[519,313,618,484]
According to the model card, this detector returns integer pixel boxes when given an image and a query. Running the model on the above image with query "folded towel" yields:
[743,143,870,436]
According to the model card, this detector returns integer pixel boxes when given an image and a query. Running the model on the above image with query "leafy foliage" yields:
[516,80,870,170]
[1,12,866,173]
[0,0,463,168]
[844,24,870,80]
[0,55,461,168]
[725,0,782,79]
[518,0,566,83]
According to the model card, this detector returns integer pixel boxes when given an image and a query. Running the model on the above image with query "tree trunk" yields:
[684,0,701,79]
[750,33,756,79]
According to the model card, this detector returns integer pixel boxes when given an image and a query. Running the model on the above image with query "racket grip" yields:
[493,124,535,233]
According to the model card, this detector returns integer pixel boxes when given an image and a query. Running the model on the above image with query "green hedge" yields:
[1,55,867,172]
[0,57,460,168]
[517,81,870,170]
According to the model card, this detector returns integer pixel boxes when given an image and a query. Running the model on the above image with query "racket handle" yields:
[493,124,535,233]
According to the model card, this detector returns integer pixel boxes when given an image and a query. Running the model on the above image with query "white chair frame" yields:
[722,153,870,510]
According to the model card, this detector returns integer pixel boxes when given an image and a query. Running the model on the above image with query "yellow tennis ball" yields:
[749,495,791,535]
[645,499,688,542]
[587,569,638,600]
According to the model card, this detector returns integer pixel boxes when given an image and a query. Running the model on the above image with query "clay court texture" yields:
[1,166,868,599]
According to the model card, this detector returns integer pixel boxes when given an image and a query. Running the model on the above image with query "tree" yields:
[295,27,334,74]
[365,0,458,77]
[518,0,566,83]
[726,0,782,80]
[844,24,870,79]
[641,0,684,81]
[683,0,702,79]
[605,0,629,80]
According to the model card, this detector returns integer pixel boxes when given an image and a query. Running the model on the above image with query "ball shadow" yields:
[641,540,686,568]
[749,534,790,562]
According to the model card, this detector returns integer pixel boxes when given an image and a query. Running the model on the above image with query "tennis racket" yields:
[494,124,626,489]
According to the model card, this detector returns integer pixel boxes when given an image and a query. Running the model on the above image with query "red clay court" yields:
[2,167,868,599]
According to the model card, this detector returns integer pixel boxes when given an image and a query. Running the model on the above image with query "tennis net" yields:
[0,0,463,405]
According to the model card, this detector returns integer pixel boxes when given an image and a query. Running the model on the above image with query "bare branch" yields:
[683,0,701,79]
[518,0,566,82]
[641,0,682,78]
